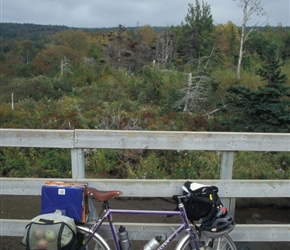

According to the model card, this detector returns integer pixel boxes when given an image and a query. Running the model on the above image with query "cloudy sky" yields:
[1,0,289,28]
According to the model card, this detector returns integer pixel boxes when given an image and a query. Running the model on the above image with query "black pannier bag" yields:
[182,181,223,223]
[22,210,78,250]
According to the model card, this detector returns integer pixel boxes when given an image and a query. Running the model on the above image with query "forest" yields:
[0,1,289,180]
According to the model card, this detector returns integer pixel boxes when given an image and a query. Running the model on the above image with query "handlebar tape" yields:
[172,194,215,204]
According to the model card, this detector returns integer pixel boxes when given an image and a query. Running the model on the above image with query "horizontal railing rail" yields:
[1,220,289,242]
[1,129,290,151]
[1,178,289,198]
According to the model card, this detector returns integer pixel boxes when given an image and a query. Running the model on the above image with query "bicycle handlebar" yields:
[172,193,215,205]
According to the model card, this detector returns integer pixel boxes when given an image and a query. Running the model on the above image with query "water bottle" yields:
[118,226,131,250]
[142,235,162,250]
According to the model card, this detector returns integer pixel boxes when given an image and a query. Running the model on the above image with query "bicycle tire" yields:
[175,233,237,250]
[76,225,111,250]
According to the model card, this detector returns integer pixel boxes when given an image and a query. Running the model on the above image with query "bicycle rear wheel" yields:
[176,234,237,250]
[76,225,111,250]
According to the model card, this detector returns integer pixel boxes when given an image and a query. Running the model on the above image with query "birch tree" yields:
[234,0,266,80]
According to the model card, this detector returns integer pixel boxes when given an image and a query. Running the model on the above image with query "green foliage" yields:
[0,148,71,178]
[0,76,57,102]
[161,151,221,179]
[161,89,184,114]
[215,22,239,68]
[52,30,90,55]
[85,150,222,179]
[85,149,120,178]
[136,66,164,105]
[32,45,79,76]
[233,152,289,179]
[0,96,84,129]
[126,152,166,179]
[256,43,288,85]
[226,85,290,132]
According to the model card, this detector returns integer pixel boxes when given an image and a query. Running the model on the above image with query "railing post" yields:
[71,148,85,179]
[220,151,236,216]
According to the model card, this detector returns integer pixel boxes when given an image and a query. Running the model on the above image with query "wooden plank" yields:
[230,224,290,242]
[1,219,289,242]
[1,129,289,151]
[75,130,290,151]
[0,178,43,195]
[220,152,234,179]
[86,179,290,198]
[1,178,289,198]
[71,148,85,178]
[0,129,74,148]
[0,219,29,237]
[220,152,236,214]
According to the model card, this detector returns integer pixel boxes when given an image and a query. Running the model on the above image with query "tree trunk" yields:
[183,73,192,112]
[236,0,265,81]
[237,25,245,81]
[237,3,247,81]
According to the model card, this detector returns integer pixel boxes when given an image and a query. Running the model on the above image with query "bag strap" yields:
[25,223,32,250]
[57,222,65,249]
[39,218,54,224]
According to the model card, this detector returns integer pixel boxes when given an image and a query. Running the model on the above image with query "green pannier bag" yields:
[22,210,76,250]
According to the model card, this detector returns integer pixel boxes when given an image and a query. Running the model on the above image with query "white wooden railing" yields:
[0,129,289,242]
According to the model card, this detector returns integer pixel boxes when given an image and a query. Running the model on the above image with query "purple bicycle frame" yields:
[81,205,200,250]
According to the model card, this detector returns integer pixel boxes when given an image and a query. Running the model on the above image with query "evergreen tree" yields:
[177,0,215,64]
[256,43,288,86]
[226,43,290,132]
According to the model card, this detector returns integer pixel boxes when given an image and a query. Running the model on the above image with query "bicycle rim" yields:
[175,234,200,250]
[77,225,111,250]
[206,235,237,250]
[176,234,237,250]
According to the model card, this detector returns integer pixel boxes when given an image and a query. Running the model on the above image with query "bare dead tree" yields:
[155,28,174,66]
[174,72,213,113]
[234,0,266,81]
[94,109,142,130]
[96,109,122,130]
[174,43,217,114]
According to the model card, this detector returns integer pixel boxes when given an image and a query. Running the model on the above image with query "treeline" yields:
[0,22,166,40]
[0,2,289,179]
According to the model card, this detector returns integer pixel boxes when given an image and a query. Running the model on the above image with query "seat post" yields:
[102,200,110,210]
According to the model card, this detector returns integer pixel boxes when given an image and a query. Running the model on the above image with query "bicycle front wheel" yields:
[176,234,237,250]
[76,225,111,250]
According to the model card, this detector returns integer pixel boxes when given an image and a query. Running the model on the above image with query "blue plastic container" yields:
[41,181,88,222]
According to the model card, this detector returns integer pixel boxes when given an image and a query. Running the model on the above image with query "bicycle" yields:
[75,186,237,250]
